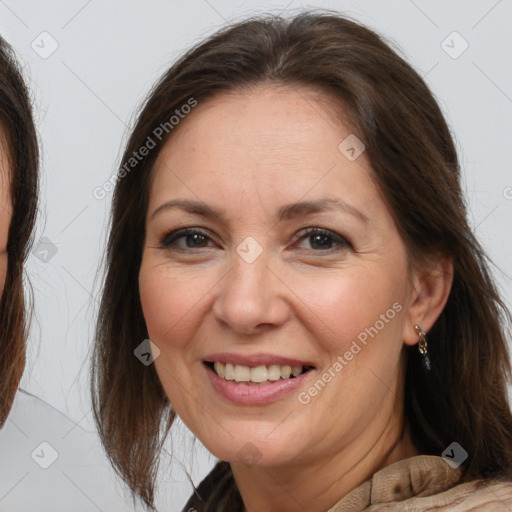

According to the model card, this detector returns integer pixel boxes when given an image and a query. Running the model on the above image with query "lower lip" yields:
[204,363,314,405]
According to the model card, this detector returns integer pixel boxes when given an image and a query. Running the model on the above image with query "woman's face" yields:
[139,85,420,468]
[0,128,11,294]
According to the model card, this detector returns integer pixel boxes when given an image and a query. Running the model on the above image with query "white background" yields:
[0,0,511,511]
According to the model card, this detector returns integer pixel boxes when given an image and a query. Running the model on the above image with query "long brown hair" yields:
[0,35,39,427]
[91,10,512,509]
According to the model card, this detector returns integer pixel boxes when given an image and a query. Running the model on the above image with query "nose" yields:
[212,249,290,335]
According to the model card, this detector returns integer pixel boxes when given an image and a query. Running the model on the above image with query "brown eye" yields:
[161,228,214,250]
[295,228,351,252]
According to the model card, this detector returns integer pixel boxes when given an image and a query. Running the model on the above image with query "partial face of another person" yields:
[0,127,11,295]
[139,85,422,468]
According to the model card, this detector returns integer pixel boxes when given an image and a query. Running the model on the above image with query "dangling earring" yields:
[414,324,431,372]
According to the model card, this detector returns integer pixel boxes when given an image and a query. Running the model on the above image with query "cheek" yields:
[291,265,405,351]
[294,270,406,421]
[138,262,212,351]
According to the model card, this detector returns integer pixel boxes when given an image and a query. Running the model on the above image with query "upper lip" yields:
[203,352,316,368]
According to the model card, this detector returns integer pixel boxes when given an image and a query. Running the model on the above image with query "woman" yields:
[0,35,39,428]
[92,11,512,511]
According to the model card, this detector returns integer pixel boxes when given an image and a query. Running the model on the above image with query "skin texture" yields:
[0,127,11,294]
[139,84,453,512]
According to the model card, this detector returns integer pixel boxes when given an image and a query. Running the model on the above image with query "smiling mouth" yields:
[204,361,315,385]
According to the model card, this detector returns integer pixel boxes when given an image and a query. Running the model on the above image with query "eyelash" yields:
[160,227,352,253]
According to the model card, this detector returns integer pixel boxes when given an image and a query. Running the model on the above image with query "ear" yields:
[402,255,454,346]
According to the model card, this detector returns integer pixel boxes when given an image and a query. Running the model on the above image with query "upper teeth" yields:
[213,362,305,383]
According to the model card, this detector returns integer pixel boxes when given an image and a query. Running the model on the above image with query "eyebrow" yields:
[150,198,369,224]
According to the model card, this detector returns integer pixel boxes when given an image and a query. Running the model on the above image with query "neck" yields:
[231,384,419,512]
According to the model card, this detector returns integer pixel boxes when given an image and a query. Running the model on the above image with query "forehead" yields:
[158,84,352,161]
[148,84,381,220]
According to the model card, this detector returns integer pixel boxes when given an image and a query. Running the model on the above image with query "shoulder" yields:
[447,477,512,509]
[394,477,512,511]
[340,455,512,511]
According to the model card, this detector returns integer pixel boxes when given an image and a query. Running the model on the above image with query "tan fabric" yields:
[183,455,512,511]
[327,455,512,511]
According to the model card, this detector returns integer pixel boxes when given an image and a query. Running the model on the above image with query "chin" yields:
[196,427,303,468]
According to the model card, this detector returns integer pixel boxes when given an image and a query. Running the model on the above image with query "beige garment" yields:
[327,455,512,511]
[182,455,512,511]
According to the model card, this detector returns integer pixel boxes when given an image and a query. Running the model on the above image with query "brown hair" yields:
[91,10,512,509]
[0,35,39,426]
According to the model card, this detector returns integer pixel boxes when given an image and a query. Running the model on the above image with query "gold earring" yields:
[414,324,431,372]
